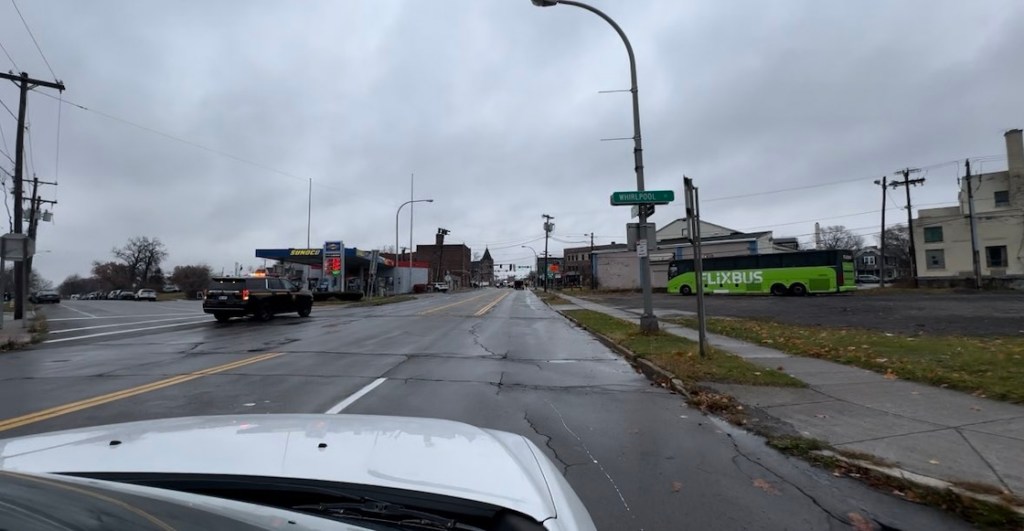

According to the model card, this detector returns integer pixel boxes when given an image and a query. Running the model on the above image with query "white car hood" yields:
[0,414,566,523]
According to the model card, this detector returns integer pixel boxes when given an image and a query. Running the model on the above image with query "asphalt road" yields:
[578,290,1024,336]
[1,290,968,530]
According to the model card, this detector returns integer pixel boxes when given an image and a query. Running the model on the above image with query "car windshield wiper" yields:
[292,499,483,530]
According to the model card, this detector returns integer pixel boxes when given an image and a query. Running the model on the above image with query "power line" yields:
[10,0,57,80]
[0,39,17,70]
[0,97,15,119]
[35,91,348,190]
[703,176,870,203]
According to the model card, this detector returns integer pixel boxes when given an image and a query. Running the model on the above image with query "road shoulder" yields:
[549,292,1024,528]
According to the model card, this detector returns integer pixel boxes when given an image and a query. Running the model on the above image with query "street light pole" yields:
[396,199,433,294]
[532,0,657,331]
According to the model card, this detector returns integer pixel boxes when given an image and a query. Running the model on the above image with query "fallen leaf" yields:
[776,366,785,371]
[928,459,940,465]
[874,358,888,363]
[671,481,682,492]
[752,478,780,495]
[753,372,762,376]
[883,370,898,380]
[848,511,874,531]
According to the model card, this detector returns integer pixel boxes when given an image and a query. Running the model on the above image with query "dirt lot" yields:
[577,290,1024,337]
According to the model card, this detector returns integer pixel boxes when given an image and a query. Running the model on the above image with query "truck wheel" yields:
[255,303,273,322]
[789,283,808,296]
[680,285,692,295]
[770,283,787,296]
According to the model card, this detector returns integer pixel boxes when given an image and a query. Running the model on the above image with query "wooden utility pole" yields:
[891,168,925,287]
[965,159,982,289]
[873,177,887,287]
[542,214,554,293]
[0,72,65,320]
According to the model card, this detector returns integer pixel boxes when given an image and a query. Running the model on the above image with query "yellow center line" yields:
[474,291,511,317]
[417,291,494,315]
[0,352,282,433]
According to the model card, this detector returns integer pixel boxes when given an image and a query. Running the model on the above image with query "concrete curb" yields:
[542,296,1024,521]
[556,309,691,399]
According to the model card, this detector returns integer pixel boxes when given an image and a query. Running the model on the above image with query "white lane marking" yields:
[43,319,210,344]
[57,304,99,318]
[324,377,388,414]
[47,312,203,322]
[50,315,212,334]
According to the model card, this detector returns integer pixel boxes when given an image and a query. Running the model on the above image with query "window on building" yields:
[863,255,876,266]
[925,249,945,270]
[986,246,1008,268]
[994,190,1010,207]
[923,226,943,243]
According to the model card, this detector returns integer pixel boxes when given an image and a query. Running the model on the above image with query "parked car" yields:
[202,276,313,323]
[119,291,137,300]
[856,274,881,284]
[70,293,81,300]
[514,280,525,290]
[135,288,157,301]
[162,284,180,293]
[430,282,449,293]
[106,290,121,299]
[29,290,60,304]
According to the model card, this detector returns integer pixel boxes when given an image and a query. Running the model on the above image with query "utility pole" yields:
[892,168,925,287]
[873,177,887,288]
[25,176,57,298]
[542,214,554,293]
[965,159,981,289]
[588,232,595,289]
[435,228,450,283]
[0,72,66,320]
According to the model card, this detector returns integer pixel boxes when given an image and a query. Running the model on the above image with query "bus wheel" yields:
[770,283,787,296]
[680,285,692,295]
[789,283,808,296]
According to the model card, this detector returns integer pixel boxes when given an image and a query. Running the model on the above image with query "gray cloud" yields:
[0,0,1021,283]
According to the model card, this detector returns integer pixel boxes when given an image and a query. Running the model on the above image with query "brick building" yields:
[414,239,472,287]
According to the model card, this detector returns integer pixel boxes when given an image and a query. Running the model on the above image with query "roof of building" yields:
[481,247,492,262]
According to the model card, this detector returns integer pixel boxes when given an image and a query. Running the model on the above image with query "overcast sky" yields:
[1,0,1022,283]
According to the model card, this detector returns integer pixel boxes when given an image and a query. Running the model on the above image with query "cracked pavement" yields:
[1,290,971,529]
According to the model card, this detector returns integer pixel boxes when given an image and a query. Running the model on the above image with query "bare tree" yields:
[818,225,864,251]
[170,264,212,298]
[92,261,133,290]
[112,236,168,289]
[878,224,911,277]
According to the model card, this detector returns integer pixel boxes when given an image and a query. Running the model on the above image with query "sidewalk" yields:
[0,311,37,347]
[557,294,1024,498]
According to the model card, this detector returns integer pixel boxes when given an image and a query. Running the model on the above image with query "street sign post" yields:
[610,190,674,205]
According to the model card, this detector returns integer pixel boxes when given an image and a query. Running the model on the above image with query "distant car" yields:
[514,280,525,290]
[106,290,121,300]
[135,288,157,301]
[203,276,313,323]
[856,274,881,284]
[29,290,60,304]
[430,282,449,293]
[70,294,81,300]
[162,284,180,293]
[119,291,137,300]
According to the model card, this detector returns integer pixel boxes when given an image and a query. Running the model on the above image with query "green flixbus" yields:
[667,249,857,296]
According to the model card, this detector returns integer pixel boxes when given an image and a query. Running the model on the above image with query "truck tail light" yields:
[241,289,250,301]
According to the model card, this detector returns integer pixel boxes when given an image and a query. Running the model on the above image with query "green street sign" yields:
[610,190,674,205]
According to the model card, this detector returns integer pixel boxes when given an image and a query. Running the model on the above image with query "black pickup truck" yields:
[202,276,313,323]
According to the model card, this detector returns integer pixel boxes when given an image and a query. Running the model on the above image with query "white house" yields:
[913,129,1024,288]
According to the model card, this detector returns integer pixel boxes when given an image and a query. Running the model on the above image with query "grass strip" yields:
[564,309,803,388]
[673,316,1024,403]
